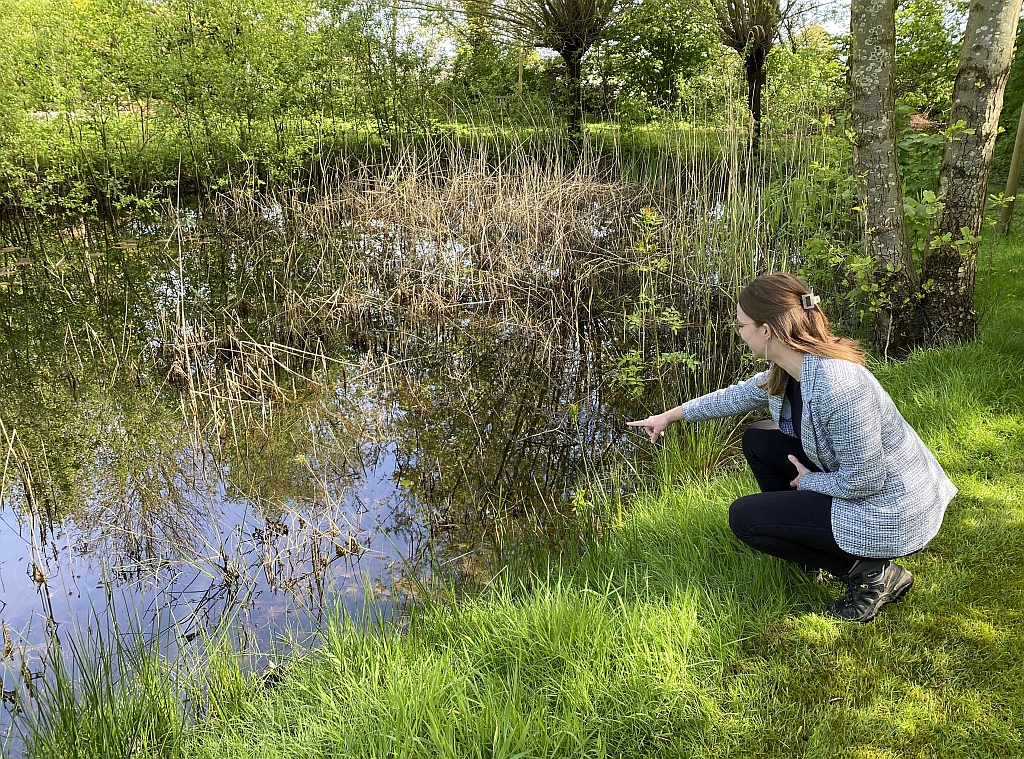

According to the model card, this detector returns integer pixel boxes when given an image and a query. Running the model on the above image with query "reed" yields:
[191,116,841,376]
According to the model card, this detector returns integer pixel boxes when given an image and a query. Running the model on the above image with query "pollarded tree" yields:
[496,0,620,139]
[709,0,799,152]
[921,0,1024,345]
[421,0,625,138]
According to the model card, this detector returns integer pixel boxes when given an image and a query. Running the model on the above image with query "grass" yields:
[14,233,1023,757]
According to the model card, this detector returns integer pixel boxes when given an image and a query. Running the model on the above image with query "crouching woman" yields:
[627,273,957,623]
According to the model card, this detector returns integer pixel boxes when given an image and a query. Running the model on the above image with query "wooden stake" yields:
[999,97,1024,235]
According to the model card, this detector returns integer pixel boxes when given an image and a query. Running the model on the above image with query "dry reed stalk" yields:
[201,122,825,356]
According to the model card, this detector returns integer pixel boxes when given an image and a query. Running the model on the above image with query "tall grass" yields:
[8,451,816,757]
[19,625,184,759]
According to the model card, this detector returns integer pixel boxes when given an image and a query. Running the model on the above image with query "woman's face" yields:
[736,305,770,357]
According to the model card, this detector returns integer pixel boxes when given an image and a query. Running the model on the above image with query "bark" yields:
[562,46,584,143]
[850,0,917,357]
[922,0,1024,345]
[745,50,767,153]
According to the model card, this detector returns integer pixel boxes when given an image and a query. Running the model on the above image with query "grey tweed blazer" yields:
[681,354,957,557]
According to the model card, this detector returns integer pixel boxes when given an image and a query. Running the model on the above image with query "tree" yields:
[710,0,799,152]
[921,0,1024,345]
[448,0,536,107]
[849,0,917,356]
[996,21,1024,232]
[501,0,620,139]
[432,0,624,138]
[998,94,1024,233]
[597,0,713,113]
[993,20,1024,179]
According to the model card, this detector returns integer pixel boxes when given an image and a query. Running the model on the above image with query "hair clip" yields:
[801,292,821,310]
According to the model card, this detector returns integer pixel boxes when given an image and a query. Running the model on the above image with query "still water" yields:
[0,202,747,731]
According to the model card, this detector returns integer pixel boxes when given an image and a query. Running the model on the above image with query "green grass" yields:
[17,235,1024,758]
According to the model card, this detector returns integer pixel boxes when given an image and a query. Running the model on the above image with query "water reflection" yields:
[0,204,753,731]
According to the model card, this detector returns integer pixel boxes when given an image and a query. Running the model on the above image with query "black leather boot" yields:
[827,560,914,623]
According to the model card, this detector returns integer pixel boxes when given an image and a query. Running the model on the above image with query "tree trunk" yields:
[745,50,767,153]
[850,0,917,357]
[922,0,1024,345]
[562,47,584,143]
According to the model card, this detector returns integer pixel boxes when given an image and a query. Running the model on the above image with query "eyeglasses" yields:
[732,320,757,335]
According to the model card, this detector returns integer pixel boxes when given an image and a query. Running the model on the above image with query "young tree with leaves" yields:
[597,0,712,113]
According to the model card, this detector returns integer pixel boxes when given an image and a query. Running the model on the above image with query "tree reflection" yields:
[0,211,745,639]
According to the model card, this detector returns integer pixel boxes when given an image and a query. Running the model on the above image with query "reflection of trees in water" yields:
[0,210,752,629]
[0,363,387,634]
[359,318,646,592]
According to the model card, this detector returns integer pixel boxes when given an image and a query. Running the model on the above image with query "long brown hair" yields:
[739,273,865,395]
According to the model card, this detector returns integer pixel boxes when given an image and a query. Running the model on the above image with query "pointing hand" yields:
[626,414,670,444]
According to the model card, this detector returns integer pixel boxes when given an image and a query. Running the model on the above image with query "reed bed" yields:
[200,122,829,344]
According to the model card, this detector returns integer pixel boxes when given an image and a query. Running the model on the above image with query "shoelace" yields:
[840,580,872,605]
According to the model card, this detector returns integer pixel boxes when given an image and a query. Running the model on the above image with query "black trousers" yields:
[729,425,864,577]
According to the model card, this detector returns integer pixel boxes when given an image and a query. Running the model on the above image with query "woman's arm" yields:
[627,371,771,442]
[679,371,772,422]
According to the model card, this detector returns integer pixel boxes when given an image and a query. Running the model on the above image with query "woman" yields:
[627,273,957,623]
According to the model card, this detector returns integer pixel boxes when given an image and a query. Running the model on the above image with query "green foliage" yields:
[894,0,966,114]
[446,41,555,116]
[20,619,185,759]
[614,207,700,396]
[898,114,976,199]
[763,25,847,126]
[0,0,456,208]
[594,0,715,119]
[666,26,846,137]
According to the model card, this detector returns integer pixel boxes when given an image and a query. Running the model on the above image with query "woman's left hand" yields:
[788,455,810,489]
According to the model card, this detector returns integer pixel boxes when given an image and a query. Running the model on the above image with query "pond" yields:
[0,180,761,736]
